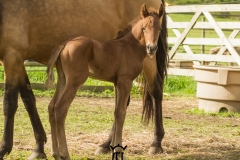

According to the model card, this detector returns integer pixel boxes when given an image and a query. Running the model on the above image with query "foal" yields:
[46,4,164,160]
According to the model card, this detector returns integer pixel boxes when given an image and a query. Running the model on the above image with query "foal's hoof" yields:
[94,146,110,155]
[27,151,47,160]
[148,146,163,155]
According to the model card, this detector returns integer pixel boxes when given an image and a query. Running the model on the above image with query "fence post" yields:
[201,17,205,54]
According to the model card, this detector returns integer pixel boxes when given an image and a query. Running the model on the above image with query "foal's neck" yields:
[119,20,146,49]
[131,20,146,46]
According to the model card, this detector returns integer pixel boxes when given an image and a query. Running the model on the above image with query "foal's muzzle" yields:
[146,44,158,55]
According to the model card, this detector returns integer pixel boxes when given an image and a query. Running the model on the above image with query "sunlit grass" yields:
[164,75,197,96]
[187,108,240,117]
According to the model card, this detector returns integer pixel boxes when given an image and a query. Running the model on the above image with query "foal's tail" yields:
[45,45,65,89]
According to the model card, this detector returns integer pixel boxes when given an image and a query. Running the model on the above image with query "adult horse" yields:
[46,4,164,159]
[0,0,168,159]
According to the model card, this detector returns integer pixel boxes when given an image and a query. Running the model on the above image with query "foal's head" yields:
[138,3,164,58]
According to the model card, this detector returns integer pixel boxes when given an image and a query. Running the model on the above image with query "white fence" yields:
[166,4,240,76]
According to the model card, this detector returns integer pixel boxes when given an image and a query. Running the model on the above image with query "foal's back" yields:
[61,36,146,83]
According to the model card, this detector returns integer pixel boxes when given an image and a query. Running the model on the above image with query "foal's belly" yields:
[88,65,116,83]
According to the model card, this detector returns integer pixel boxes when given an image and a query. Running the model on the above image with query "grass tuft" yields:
[187,108,240,117]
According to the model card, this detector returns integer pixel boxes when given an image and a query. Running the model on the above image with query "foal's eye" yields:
[142,28,145,32]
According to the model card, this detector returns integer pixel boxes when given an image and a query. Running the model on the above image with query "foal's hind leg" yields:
[52,60,88,160]
[19,67,47,160]
[54,77,87,160]
[48,60,66,159]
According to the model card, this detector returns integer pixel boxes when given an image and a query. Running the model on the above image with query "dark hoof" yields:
[148,146,163,154]
[94,146,110,155]
[27,151,47,160]
[0,145,11,160]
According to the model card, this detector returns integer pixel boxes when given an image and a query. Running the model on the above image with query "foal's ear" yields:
[140,4,149,18]
[158,4,164,18]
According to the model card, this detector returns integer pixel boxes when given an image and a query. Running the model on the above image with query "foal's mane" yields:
[115,7,160,39]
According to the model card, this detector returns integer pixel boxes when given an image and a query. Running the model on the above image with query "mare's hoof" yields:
[94,146,110,155]
[148,146,163,155]
[0,145,11,160]
[27,151,47,160]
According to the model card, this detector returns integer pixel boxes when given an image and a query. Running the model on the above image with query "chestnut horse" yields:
[46,4,164,159]
[0,0,167,159]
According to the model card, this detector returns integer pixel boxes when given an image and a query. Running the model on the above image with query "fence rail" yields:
[167,4,240,76]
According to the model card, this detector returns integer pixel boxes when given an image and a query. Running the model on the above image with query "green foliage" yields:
[164,75,196,96]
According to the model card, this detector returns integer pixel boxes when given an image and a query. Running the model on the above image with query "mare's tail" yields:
[45,45,65,89]
[142,0,168,124]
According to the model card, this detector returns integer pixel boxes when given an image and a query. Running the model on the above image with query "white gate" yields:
[166,4,240,76]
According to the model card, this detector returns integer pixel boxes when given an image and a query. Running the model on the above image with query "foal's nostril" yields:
[153,45,158,51]
[147,45,158,53]
[147,45,151,50]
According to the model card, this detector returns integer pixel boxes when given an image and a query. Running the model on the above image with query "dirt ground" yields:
[2,96,240,159]
[52,97,240,159]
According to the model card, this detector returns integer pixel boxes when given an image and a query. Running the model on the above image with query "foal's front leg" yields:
[95,86,131,155]
[95,85,118,155]
[111,80,132,159]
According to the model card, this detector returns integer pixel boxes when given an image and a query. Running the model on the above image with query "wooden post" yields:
[201,17,205,54]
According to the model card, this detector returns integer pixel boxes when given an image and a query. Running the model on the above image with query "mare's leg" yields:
[19,67,47,160]
[0,58,20,160]
[0,53,45,159]
[143,56,164,154]
[111,80,132,154]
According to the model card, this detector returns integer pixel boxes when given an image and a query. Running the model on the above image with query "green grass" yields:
[164,75,196,96]
[187,108,240,117]
[0,66,197,97]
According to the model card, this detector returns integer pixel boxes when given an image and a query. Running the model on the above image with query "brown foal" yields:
[46,4,164,160]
